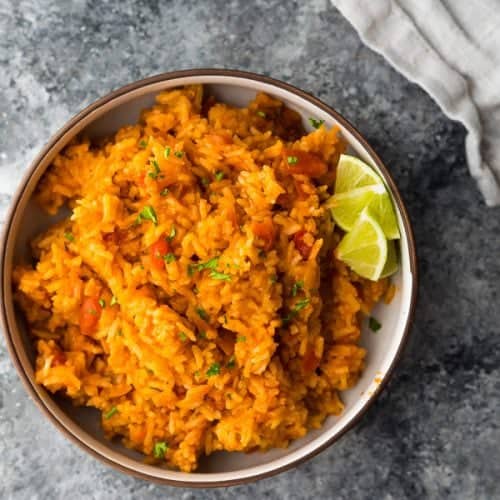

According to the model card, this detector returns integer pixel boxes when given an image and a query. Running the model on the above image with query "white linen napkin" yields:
[332,0,500,206]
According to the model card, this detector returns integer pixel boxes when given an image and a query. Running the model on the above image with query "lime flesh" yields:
[334,154,383,193]
[335,210,388,281]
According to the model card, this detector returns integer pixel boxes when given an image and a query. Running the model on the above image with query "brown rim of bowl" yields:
[0,68,418,488]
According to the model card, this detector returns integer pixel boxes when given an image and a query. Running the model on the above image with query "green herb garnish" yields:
[138,139,148,149]
[209,270,231,282]
[189,257,219,276]
[153,441,169,459]
[309,117,325,129]
[369,317,382,332]
[196,307,209,321]
[206,362,220,377]
[198,331,207,339]
[136,205,158,226]
[116,329,123,337]
[148,159,160,179]
[226,356,236,369]
[291,280,304,297]
[270,275,278,284]
[287,156,298,165]
[236,336,246,343]
[215,171,225,181]
[163,253,177,263]
[160,187,169,196]
[98,298,106,308]
[104,407,118,419]
[64,232,75,242]
[256,111,266,118]
[174,151,184,158]
[166,225,176,242]
[163,146,171,158]
[201,177,210,186]
[178,332,187,342]
[282,298,310,324]
[110,296,118,306]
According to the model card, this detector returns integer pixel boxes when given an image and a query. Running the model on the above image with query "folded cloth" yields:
[332,0,500,206]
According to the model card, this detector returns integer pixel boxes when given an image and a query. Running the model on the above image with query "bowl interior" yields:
[3,73,415,484]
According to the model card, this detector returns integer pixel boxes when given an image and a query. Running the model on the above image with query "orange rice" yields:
[13,85,388,472]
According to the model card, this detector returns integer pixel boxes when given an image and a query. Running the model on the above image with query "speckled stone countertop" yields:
[1,1,499,499]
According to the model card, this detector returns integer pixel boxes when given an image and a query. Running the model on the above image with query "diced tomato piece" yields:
[283,149,327,178]
[303,348,321,373]
[293,230,313,259]
[80,297,102,336]
[252,218,276,251]
[52,348,67,366]
[150,238,171,271]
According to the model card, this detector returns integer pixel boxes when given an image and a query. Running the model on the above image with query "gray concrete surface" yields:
[1,1,499,499]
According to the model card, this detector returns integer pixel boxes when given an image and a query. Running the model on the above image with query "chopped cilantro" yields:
[291,280,304,297]
[160,187,169,196]
[110,296,118,306]
[189,257,219,276]
[138,139,148,149]
[104,407,118,419]
[64,232,75,242]
[369,316,382,332]
[163,253,177,263]
[178,332,187,342]
[309,117,325,129]
[294,297,310,312]
[153,441,169,459]
[236,336,246,343]
[282,298,310,324]
[174,151,184,158]
[98,298,106,308]
[163,146,171,158]
[209,270,231,282]
[166,225,176,242]
[148,159,160,179]
[198,330,207,339]
[215,171,225,181]
[136,205,158,226]
[270,275,278,284]
[206,362,220,377]
[226,356,236,369]
[196,307,209,321]
[287,156,299,165]
[116,329,123,337]
[256,110,266,118]
[201,177,210,186]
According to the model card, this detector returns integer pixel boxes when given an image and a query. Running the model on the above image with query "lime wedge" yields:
[335,209,387,281]
[326,184,385,232]
[335,154,383,193]
[380,239,398,278]
[367,191,400,240]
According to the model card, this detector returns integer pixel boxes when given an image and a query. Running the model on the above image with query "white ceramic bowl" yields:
[0,69,417,487]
